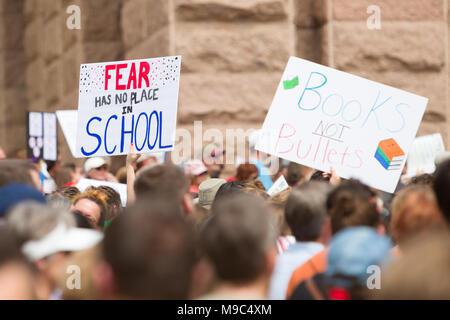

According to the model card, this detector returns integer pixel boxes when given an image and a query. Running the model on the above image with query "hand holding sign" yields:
[256,57,428,193]
[126,143,141,168]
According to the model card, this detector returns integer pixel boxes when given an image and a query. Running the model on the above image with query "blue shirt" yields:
[251,160,273,190]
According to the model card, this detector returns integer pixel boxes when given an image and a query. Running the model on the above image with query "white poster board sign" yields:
[256,57,428,193]
[77,178,127,207]
[267,175,289,197]
[76,56,181,157]
[56,110,78,157]
[405,133,445,178]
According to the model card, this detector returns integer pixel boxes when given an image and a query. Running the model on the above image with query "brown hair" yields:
[54,166,73,188]
[58,186,80,200]
[103,201,196,299]
[95,185,123,221]
[134,164,188,206]
[376,231,450,299]
[235,163,258,181]
[0,160,40,189]
[285,182,331,241]
[391,185,446,246]
[327,180,380,235]
[201,194,276,284]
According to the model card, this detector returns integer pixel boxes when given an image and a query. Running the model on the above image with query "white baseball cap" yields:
[84,157,106,173]
[22,222,103,261]
[184,159,208,176]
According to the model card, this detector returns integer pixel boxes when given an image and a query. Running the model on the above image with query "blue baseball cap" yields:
[0,183,46,218]
[326,226,392,288]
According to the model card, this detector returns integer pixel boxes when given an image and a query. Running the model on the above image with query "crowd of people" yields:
[0,142,450,300]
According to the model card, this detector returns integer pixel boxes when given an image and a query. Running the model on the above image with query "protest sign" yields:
[27,112,58,161]
[56,110,78,157]
[77,178,127,207]
[256,57,428,193]
[405,133,445,178]
[267,175,289,196]
[76,56,181,157]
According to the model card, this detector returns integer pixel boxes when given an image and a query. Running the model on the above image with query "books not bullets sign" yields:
[256,57,428,193]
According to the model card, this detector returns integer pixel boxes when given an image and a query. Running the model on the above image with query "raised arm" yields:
[126,143,141,206]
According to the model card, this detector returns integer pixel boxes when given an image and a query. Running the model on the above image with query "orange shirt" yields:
[286,248,328,299]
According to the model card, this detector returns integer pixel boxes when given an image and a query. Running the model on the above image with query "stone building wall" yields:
[0,0,449,164]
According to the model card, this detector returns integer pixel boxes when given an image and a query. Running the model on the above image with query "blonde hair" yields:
[269,187,292,236]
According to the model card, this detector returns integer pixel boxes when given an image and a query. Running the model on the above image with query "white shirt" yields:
[269,241,324,300]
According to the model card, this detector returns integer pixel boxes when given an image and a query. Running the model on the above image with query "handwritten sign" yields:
[77,178,127,207]
[76,56,181,157]
[405,133,445,178]
[256,57,428,193]
[27,112,58,161]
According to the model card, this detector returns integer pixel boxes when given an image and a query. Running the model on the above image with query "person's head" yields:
[326,226,391,299]
[54,166,73,188]
[84,157,109,181]
[46,193,72,212]
[285,181,332,242]
[184,159,209,188]
[433,159,450,223]
[202,143,225,178]
[71,189,108,229]
[0,226,37,299]
[326,180,381,235]
[310,170,331,182]
[201,194,277,290]
[235,163,258,182]
[0,159,42,192]
[286,162,307,186]
[408,173,434,187]
[58,186,81,200]
[134,164,192,215]
[98,200,196,299]
[377,231,450,299]
[96,186,123,221]
[391,185,446,247]
[195,178,227,210]
[45,160,61,179]
[6,202,101,297]
[55,162,81,188]
[72,210,95,229]
[242,180,269,200]
[6,202,75,246]
[115,166,127,184]
[213,180,246,204]
[0,184,46,220]
[136,152,164,171]
[269,187,292,236]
